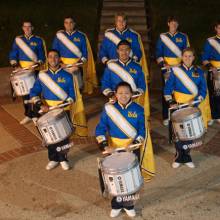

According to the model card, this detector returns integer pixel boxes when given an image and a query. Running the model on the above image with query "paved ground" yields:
[0,82,220,220]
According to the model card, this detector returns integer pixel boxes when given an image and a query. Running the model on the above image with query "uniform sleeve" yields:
[101,67,113,95]
[98,37,110,63]
[131,34,142,61]
[196,70,207,101]
[185,34,190,48]
[68,75,76,101]
[52,36,60,51]
[95,108,109,143]
[155,36,164,64]
[80,34,88,60]
[29,77,42,98]
[164,70,175,101]
[9,40,19,65]
[201,40,211,63]
[137,67,146,92]
[37,38,47,63]
[135,108,146,141]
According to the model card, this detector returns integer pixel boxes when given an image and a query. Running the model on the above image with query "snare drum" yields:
[101,152,143,196]
[171,107,205,141]
[10,69,36,96]
[36,109,73,145]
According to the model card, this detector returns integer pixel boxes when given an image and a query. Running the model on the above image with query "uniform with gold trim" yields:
[101,59,146,96]
[9,35,46,68]
[164,64,207,164]
[202,35,220,120]
[156,31,190,122]
[29,67,75,163]
[96,101,145,210]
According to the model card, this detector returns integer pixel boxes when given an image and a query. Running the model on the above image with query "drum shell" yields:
[37,109,73,145]
[171,107,205,141]
[101,152,143,196]
[10,70,36,96]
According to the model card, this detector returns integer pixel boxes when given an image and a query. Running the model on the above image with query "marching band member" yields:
[164,48,207,168]
[96,82,155,218]
[9,20,47,124]
[202,21,220,125]
[52,16,97,136]
[156,16,190,126]
[99,12,150,82]
[29,49,76,171]
[101,40,150,119]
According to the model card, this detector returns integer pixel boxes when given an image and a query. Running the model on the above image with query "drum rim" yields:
[174,132,205,141]
[11,70,35,78]
[37,109,66,124]
[101,153,139,174]
[171,107,201,123]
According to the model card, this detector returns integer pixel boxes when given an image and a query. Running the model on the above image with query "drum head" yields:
[102,152,137,173]
[38,108,64,123]
[171,107,201,123]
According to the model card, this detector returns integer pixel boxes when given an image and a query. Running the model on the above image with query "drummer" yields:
[164,47,207,168]
[9,20,47,125]
[96,82,145,218]
[29,49,76,171]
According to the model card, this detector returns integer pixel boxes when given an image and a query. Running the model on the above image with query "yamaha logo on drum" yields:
[117,176,125,193]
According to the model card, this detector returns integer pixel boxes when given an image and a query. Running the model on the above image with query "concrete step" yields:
[100,16,147,25]
[102,10,146,16]
[103,1,145,7]
[100,25,148,34]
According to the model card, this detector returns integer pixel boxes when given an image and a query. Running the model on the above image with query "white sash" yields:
[107,62,137,91]
[105,32,121,45]
[160,34,182,58]
[105,104,137,139]
[208,38,220,54]
[172,67,198,96]
[15,37,37,62]
[56,32,82,58]
[39,72,68,100]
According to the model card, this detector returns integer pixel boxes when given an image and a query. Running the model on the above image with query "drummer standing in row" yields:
[96,82,155,218]
[52,16,97,136]
[164,48,207,168]
[202,21,220,125]
[30,49,77,170]
[99,12,150,83]
[156,16,190,126]
[9,20,47,124]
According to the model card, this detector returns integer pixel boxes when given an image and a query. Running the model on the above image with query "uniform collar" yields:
[65,30,76,35]
[115,27,128,35]
[168,31,178,37]
[118,58,131,66]
[49,67,62,74]
[216,35,220,40]
[182,63,194,71]
[118,100,133,109]
[24,34,33,40]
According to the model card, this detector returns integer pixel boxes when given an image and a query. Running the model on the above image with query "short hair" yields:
[115,12,127,21]
[48,49,60,57]
[182,47,195,56]
[167,16,178,23]
[22,20,33,26]
[115,81,133,93]
[215,20,220,27]
[117,40,131,49]
[64,16,75,22]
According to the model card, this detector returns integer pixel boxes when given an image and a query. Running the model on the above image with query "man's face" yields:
[115,16,127,32]
[117,44,130,61]
[182,51,195,67]
[22,22,33,36]
[64,18,75,32]
[215,25,220,36]
[168,21,178,33]
[115,86,132,105]
[48,51,60,68]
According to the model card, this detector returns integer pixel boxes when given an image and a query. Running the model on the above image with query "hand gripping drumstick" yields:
[102,142,142,155]
[38,102,72,114]
[64,62,84,69]
[168,100,201,144]
[12,64,39,74]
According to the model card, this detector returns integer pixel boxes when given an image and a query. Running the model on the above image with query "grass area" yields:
[148,0,220,63]
[0,0,99,66]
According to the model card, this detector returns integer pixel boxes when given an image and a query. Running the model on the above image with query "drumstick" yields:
[38,102,72,114]
[12,64,39,73]
[169,100,201,111]
[64,63,84,69]
[132,93,142,98]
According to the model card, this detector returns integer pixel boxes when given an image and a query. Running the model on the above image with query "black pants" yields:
[161,73,169,120]
[22,95,34,118]
[207,71,220,119]
[111,148,140,210]
[174,140,192,163]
